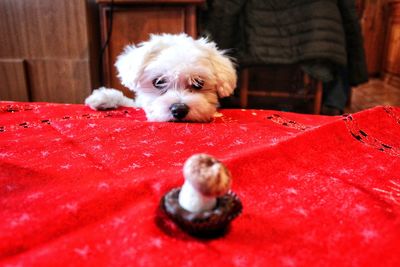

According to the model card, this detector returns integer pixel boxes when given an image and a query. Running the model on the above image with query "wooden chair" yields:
[239,66,323,114]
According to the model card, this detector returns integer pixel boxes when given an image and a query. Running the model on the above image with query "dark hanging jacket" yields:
[201,0,368,86]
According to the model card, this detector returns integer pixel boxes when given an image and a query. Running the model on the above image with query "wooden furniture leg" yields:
[239,68,249,108]
[313,80,323,114]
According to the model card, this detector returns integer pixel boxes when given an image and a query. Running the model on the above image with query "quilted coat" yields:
[202,0,368,86]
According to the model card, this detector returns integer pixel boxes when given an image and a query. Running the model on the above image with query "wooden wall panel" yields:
[28,60,91,103]
[0,60,29,102]
[0,0,90,59]
[361,0,388,76]
[0,0,100,104]
[385,24,400,73]
[384,2,400,73]
[383,0,400,87]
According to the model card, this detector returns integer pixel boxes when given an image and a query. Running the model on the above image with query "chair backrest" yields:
[239,65,322,114]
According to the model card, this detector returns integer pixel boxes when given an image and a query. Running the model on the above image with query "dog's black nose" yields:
[170,103,189,120]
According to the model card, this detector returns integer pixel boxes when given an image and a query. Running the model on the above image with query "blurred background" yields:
[0,0,399,115]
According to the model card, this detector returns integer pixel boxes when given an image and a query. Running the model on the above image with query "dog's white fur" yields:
[85,33,237,122]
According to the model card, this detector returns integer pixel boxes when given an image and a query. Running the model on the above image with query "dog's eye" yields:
[191,78,204,90]
[152,77,168,90]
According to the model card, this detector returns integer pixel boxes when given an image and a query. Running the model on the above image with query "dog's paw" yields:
[85,87,136,110]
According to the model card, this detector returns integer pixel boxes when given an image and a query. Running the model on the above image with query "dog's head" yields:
[115,33,237,122]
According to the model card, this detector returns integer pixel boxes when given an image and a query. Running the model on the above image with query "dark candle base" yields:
[160,188,242,238]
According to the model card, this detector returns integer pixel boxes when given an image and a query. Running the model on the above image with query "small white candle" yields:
[178,154,231,212]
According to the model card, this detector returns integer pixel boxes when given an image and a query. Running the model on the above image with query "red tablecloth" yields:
[1,102,400,267]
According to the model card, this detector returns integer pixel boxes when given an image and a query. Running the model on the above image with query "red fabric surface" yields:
[1,102,400,267]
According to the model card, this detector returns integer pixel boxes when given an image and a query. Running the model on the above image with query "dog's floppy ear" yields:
[115,36,164,92]
[197,38,237,98]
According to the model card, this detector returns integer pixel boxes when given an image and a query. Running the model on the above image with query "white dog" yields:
[85,33,237,122]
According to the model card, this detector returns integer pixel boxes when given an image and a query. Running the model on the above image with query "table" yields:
[1,102,399,266]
